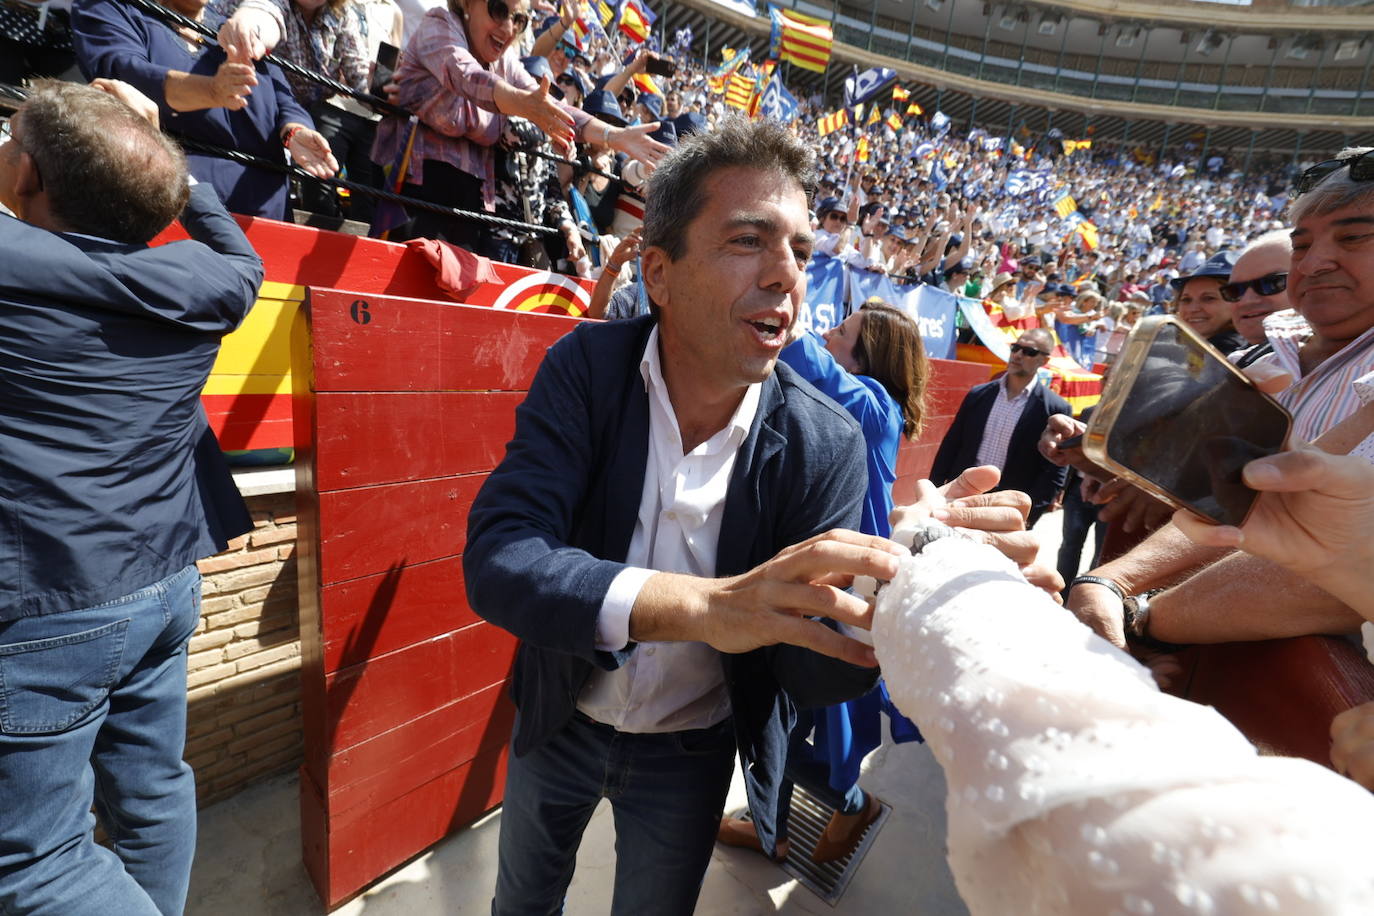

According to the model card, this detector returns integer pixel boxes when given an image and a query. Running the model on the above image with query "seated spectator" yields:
[72,0,338,219]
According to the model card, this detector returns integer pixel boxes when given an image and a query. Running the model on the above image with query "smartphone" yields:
[1083,316,1292,527]
[1058,434,1085,450]
[645,56,677,78]
[371,42,399,96]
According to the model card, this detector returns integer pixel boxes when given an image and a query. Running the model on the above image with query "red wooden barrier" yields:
[292,288,581,906]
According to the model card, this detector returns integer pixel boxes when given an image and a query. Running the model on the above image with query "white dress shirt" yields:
[576,327,761,733]
[975,374,1038,471]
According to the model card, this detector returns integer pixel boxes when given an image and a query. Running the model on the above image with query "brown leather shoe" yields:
[810,794,883,864]
[716,817,790,862]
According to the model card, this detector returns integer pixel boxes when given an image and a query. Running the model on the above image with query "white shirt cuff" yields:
[595,566,657,652]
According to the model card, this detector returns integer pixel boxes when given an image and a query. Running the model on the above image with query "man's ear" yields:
[13,150,42,203]
[640,245,670,312]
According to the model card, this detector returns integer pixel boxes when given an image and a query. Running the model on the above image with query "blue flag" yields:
[930,110,950,135]
[756,75,799,124]
[843,67,896,108]
[800,254,847,333]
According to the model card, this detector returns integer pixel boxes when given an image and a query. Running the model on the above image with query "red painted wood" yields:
[324,684,514,816]
[317,557,474,673]
[312,392,523,491]
[306,289,578,393]
[322,745,510,905]
[316,474,484,586]
[321,620,516,753]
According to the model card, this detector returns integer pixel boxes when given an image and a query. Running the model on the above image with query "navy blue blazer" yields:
[72,0,314,220]
[929,377,1071,511]
[464,315,880,852]
[0,184,263,620]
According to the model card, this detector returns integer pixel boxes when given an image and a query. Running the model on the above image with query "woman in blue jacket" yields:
[719,299,930,863]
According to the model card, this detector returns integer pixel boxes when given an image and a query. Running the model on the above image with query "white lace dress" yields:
[872,537,1374,915]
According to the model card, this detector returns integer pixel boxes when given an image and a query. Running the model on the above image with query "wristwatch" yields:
[1122,588,1183,651]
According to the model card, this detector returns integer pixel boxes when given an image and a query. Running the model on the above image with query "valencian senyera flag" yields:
[768,4,833,73]
[816,108,849,137]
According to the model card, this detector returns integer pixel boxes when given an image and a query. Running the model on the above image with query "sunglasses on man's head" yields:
[1008,343,1049,357]
[486,0,531,32]
[1219,272,1288,302]
[1296,149,1374,195]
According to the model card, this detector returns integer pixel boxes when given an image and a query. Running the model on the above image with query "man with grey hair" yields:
[0,80,261,913]
[1065,146,1374,654]
[464,114,897,915]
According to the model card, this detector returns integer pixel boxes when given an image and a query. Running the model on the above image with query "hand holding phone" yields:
[1084,316,1292,527]
[644,55,677,78]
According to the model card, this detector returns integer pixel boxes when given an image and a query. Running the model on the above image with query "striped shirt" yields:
[975,374,1037,471]
[1259,321,1374,443]
[372,7,591,208]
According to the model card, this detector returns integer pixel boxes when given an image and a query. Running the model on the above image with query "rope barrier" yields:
[174,136,560,236]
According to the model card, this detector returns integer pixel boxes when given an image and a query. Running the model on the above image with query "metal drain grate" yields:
[730,787,889,906]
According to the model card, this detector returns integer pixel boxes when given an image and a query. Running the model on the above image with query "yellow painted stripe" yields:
[260,281,306,302]
[211,298,299,376]
[201,374,293,396]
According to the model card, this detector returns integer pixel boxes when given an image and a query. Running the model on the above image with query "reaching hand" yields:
[1038,413,1087,467]
[1066,580,1128,648]
[890,466,1046,583]
[496,76,576,156]
[608,121,670,173]
[640,529,906,669]
[1170,447,1374,585]
[211,60,257,110]
[217,16,268,64]
[90,78,160,128]
[287,127,339,179]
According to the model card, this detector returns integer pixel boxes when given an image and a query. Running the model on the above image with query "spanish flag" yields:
[886,112,903,131]
[856,136,870,163]
[906,102,923,116]
[632,72,662,97]
[816,108,849,137]
[1062,138,1092,156]
[617,0,653,44]
[866,105,881,126]
[768,4,833,73]
[892,86,909,102]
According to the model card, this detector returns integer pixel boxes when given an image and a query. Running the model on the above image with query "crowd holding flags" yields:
[767,5,834,73]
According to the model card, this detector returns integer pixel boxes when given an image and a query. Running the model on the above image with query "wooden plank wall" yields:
[292,288,582,906]
[893,358,993,506]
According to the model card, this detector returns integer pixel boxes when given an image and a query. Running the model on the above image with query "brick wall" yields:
[186,490,302,808]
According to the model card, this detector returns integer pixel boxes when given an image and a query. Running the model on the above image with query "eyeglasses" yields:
[1219,272,1288,302]
[1009,343,1049,358]
[823,212,848,224]
[1295,149,1374,195]
[486,0,531,32]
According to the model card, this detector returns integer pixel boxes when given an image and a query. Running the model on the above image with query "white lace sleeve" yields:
[873,538,1374,915]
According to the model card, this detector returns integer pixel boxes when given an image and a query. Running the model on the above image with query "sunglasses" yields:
[1296,149,1374,195]
[1219,272,1288,302]
[823,212,848,224]
[486,0,531,32]
[1009,343,1049,358]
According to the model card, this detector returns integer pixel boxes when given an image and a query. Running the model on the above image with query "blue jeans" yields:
[0,565,201,915]
[493,711,736,916]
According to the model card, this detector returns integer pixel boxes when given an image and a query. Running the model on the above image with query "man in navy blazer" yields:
[465,118,905,915]
[0,81,261,914]
[930,327,1072,527]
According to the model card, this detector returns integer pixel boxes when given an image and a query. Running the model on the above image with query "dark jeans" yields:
[493,711,735,916]
[302,102,381,223]
[0,565,201,915]
[1057,478,1105,596]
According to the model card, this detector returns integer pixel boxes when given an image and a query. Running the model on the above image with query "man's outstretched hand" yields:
[631,529,906,669]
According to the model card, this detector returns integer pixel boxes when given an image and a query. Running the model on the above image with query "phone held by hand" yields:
[371,41,399,96]
[1083,316,1292,527]
[644,56,677,78]
[1057,433,1085,451]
